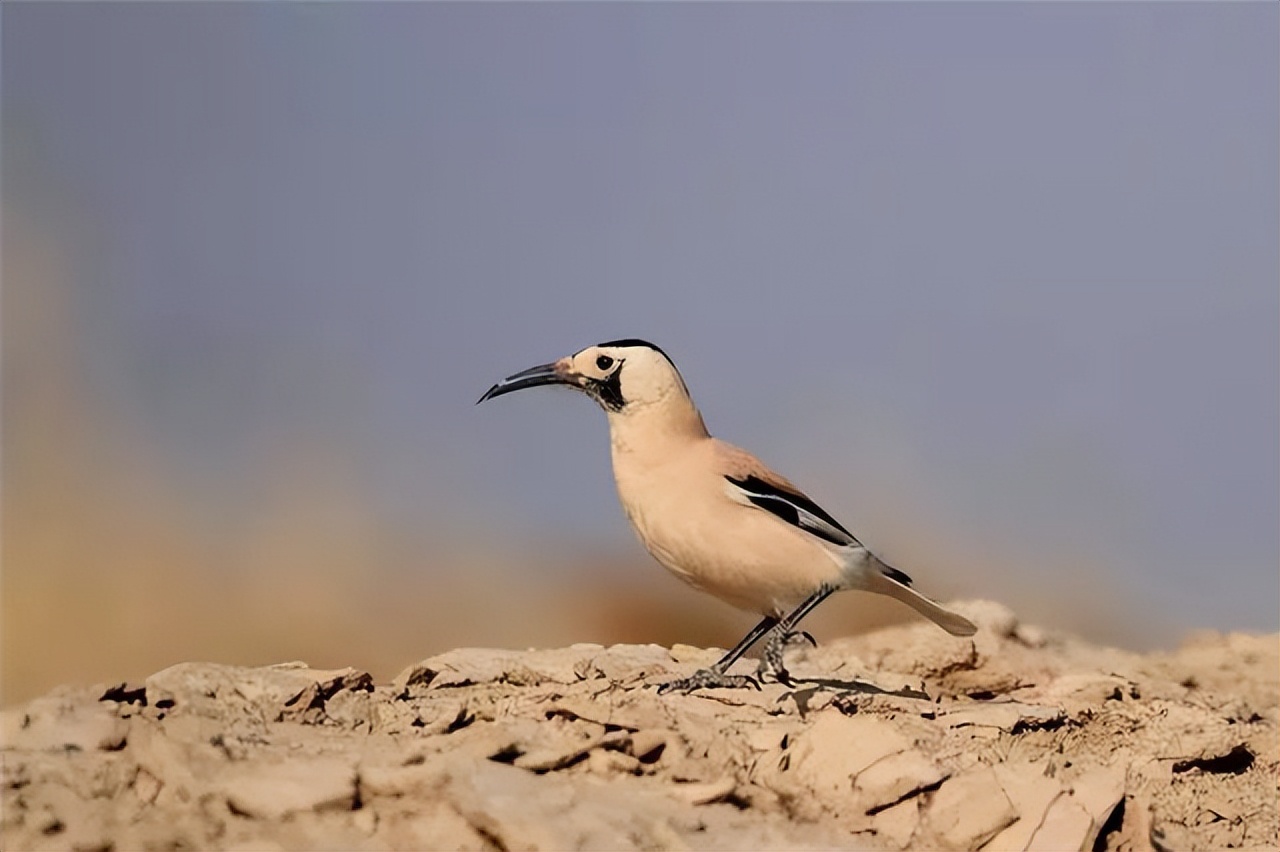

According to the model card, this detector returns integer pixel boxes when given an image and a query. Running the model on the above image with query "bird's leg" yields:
[758,627,798,685]
[756,629,817,684]
[755,585,837,685]
[656,615,777,694]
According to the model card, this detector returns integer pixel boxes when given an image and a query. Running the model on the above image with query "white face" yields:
[563,341,689,413]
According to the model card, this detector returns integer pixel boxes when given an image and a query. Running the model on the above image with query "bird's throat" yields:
[607,400,709,472]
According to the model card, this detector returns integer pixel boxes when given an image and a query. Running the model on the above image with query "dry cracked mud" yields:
[3,600,1276,851]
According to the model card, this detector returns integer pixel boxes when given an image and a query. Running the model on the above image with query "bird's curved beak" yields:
[477,361,574,404]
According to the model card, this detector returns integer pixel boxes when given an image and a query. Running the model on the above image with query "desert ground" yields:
[2,599,1276,851]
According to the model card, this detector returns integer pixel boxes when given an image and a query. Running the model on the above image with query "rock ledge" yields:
[3,601,1276,851]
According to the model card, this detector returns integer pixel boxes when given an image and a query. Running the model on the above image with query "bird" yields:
[479,339,976,693]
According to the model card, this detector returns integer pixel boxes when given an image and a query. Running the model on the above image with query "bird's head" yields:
[479,339,701,424]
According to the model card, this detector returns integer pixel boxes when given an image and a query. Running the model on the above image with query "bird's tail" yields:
[867,558,977,636]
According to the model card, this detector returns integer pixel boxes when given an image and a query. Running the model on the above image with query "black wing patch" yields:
[725,474,862,548]
[880,564,914,587]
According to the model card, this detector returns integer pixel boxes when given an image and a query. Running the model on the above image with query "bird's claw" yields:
[656,668,761,694]
[756,654,796,686]
[757,664,796,686]
[756,629,814,686]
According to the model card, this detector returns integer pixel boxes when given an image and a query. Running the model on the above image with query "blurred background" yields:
[3,3,1276,706]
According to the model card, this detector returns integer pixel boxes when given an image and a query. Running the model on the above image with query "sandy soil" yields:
[2,600,1276,851]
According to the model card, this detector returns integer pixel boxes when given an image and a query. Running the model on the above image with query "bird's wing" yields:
[716,444,863,549]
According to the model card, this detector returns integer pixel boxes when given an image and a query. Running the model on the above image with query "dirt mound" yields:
[3,600,1276,851]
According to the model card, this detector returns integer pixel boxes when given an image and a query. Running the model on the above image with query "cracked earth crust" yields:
[3,600,1276,851]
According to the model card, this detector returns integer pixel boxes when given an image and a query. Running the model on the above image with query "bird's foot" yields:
[756,657,794,686]
[656,668,760,695]
[757,630,816,686]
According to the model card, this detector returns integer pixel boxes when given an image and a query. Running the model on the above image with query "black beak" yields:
[477,361,572,404]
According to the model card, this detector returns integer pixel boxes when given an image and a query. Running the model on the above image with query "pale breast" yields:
[612,443,843,616]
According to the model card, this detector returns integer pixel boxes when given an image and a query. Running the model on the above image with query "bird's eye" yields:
[596,355,614,371]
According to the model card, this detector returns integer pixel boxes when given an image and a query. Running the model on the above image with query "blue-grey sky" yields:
[5,2,1277,646]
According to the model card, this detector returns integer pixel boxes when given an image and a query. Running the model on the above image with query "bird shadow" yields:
[777,676,933,712]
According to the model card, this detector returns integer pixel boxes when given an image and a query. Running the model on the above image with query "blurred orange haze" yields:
[1,206,1155,707]
[0,214,803,703]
